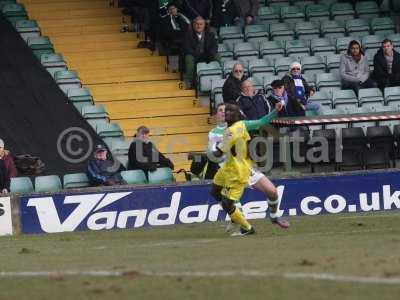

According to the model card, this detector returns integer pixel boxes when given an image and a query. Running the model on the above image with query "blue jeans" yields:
[305,101,322,115]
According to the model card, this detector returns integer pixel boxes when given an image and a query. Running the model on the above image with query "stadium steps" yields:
[22,0,208,181]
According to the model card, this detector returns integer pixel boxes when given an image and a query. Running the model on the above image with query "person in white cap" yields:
[0,139,17,194]
[282,61,321,115]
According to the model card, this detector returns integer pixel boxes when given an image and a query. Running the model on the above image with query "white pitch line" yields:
[0,270,399,285]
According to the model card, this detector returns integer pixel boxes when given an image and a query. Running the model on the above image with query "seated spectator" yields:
[267,79,304,118]
[0,139,17,194]
[183,16,218,89]
[340,40,376,94]
[87,144,126,187]
[281,62,320,115]
[222,62,248,104]
[211,0,239,28]
[182,0,212,22]
[128,126,174,177]
[159,3,191,54]
[236,79,272,120]
[373,38,400,91]
[233,0,259,27]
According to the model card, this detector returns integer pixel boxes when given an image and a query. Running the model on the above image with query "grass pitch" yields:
[1,211,400,300]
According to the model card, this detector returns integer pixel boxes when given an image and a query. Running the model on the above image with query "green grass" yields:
[1,212,400,300]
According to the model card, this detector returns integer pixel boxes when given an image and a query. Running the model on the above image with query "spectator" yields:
[236,79,272,120]
[183,16,218,89]
[128,126,174,177]
[159,3,191,53]
[222,62,248,104]
[267,79,303,118]
[281,62,320,115]
[87,144,126,187]
[182,0,213,22]
[211,0,239,28]
[373,38,400,91]
[0,139,17,194]
[340,40,376,94]
[233,0,259,27]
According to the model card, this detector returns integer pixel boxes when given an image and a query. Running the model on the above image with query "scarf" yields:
[292,75,306,104]
[170,13,191,31]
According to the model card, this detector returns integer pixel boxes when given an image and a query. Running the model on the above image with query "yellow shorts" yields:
[213,166,249,201]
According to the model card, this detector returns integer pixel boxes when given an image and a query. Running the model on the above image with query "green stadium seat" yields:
[371,17,395,35]
[35,175,62,193]
[281,6,305,23]
[358,88,384,109]
[308,90,333,108]
[1,3,27,24]
[295,21,320,41]
[110,139,131,156]
[346,19,371,38]
[120,170,147,185]
[274,56,296,77]
[244,24,269,43]
[233,42,259,63]
[197,61,223,93]
[384,87,400,106]
[27,36,54,59]
[248,76,264,92]
[63,173,90,189]
[300,55,326,78]
[320,20,345,39]
[305,4,329,22]
[316,72,341,92]
[355,1,380,19]
[333,90,359,110]
[259,40,284,60]
[263,74,280,91]
[295,1,315,11]
[0,0,16,10]
[330,3,355,21]
[10,177,33,194]
[219,26,244,42]
[96,122,124,138]
[81,105,110,126]
[248,58,274,81]
[325,54,341,75]
[54,70,81,94]
[67,87,94,110]
[148,167,175,184]
[311,38,336,57]
[40,53,67,77]
[285,39,310,58]
[210,78,226,108]
[270,23,295,42]
[362,35,384,52]
[15,19,40,42]
[217,43,234,60]
[258,6,280,24]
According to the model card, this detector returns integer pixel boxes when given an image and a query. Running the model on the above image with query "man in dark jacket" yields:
[236,79,272,120]
[373,38,400,91]
[233,0,259,27]
[87,144,126,187]
[222,62,247,104]
[128,126,174,178]
[211,0,239,28]
[183,16,218,89]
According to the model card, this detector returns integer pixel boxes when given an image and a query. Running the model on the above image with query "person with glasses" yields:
[281,62,320,116]
[340,40,376,94]
[222,62,248,104]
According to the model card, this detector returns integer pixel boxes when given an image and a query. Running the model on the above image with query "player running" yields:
[209,103,289,236]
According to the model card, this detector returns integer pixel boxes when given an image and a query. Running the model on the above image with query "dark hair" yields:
[214,103,225,115]
[271,79,284,89]
[136,125,150,135]
[347,40,364,56]
[224,103,241,125]
[382,38,393,46]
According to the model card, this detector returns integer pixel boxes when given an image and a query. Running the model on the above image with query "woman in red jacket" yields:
[0,139,17,194]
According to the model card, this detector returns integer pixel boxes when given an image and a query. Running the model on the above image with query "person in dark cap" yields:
[86,144,126,187]
[128,126,174,178]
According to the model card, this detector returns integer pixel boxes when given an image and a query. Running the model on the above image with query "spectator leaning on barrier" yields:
[282,62,320,115]
[233,0,259,27]
[128,126,174,177]
[0,139,17,194]
[222,62,248,104]
[373,38,400,91]
[183,16,218,89]
[86,144,126,187]
[340,40,376,94]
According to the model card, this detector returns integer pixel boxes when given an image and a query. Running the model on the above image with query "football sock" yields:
[268,198,279,218]
[229,207,252,230]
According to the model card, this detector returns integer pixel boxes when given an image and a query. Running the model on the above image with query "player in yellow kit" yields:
[210,103,281,236]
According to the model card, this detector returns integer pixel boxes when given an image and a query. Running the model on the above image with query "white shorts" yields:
[248,167,264,187]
